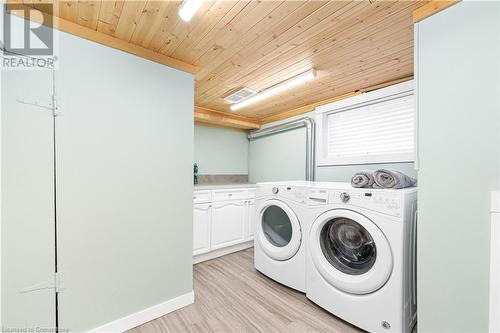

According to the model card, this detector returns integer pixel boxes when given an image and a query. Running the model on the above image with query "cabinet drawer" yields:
[212,189,248,202]
[193,190,211,204]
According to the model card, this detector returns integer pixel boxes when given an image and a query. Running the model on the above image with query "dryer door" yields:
[310,209,393,294]
[257,199,302,261]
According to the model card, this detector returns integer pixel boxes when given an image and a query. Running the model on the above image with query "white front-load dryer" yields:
[254,181,309,292]
[305,182,417,333]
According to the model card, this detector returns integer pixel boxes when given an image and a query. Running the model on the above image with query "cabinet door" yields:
[211,201,246,250]
[193,204,211,256]
[246,200,256,241]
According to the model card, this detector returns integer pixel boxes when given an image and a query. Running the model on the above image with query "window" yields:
[316,81,415,166]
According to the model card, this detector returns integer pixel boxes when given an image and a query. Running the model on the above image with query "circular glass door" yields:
[320,218,377,275]
[257,199,301,261]
[262,205,293,247]
[310,209,393,295]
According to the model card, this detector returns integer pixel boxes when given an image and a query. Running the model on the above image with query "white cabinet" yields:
[193,203,211,255]
[193,187,256,261]
[211,200,246,250]
[246,199,256,240]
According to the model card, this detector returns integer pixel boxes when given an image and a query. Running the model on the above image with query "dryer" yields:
[305,182,417,333]
[254,181,309,292]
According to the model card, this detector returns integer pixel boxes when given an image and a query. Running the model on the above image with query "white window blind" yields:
[323,94,415,164]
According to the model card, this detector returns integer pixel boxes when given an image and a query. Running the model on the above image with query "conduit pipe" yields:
[247,117,315,181]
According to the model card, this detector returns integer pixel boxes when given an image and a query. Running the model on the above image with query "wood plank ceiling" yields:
[18,0,425,125]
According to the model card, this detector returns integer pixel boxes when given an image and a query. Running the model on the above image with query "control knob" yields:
[272,187,279,195]
[340,192,350,203]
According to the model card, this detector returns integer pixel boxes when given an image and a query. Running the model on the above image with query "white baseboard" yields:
[194,241,253,264]
[88,291,194,333]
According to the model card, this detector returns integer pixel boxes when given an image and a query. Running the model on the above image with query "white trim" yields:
[316,80,414,115]
[309,209,393,295]
[193,241,253,264]
[256,199,302,261]
[88,291,194,333]
[315,80,415,167]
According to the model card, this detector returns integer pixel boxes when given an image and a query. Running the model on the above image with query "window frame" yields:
[316,80,415,166]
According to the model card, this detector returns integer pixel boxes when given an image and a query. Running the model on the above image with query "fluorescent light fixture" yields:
[230,69,316,111]
[179,0,203,22]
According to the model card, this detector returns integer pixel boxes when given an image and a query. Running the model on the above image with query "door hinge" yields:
[15,94,62,117]
[52,94,63,117]
[20,271,64,294]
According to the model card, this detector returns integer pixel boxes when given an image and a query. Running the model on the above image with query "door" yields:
[309,209,392,294]
[256,199,301,261]
[246,199,256,240]
[211,201,245,250]
[193,203,211,255]
[1,67,56,327]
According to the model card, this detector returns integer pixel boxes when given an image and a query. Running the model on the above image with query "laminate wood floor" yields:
[128,248,362,333]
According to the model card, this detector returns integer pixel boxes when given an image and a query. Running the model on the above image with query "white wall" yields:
[194,124,249,175]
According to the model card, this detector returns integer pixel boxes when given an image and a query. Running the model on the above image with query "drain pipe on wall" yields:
[247,117,316,181]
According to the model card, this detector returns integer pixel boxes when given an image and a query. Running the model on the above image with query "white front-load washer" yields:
[305,182,417,333]
[254,181,309,292]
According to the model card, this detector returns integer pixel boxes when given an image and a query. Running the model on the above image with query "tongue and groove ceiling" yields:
[16,0,425,127]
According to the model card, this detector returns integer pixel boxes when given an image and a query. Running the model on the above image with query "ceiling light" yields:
[179,0,203,22]
[230,69,316,111]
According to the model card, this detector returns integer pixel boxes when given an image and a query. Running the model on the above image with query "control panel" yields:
[267,185,308,204]
[329,190,403,217]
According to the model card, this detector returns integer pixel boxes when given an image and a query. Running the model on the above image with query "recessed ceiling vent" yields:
[223,88,257,103]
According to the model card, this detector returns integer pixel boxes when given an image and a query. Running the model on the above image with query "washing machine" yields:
[254,181,310,292]
[305,182,417,333]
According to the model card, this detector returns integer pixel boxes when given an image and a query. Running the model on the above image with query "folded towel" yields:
[351,171,375,188]
[373,169,417,189]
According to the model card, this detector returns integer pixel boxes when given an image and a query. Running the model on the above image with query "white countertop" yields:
[194,183,256,190]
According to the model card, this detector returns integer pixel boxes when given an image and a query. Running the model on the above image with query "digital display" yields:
[365,193,373,197]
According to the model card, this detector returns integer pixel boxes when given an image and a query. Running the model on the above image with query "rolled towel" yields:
[373,169,417,189]
[351,171,375,188]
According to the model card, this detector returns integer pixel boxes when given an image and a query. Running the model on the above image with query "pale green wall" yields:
[248,112,416,183]
[249,127,306,182]
[2,14,194,331]
[194,124,248,175]
[416,2,500,332]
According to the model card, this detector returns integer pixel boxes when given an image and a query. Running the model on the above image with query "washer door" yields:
[257,199,302,261]
[310,209,393,294]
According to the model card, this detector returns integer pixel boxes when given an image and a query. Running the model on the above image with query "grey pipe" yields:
[247,117,315,181]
